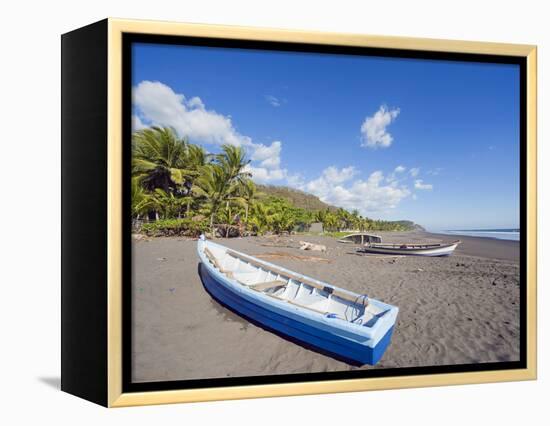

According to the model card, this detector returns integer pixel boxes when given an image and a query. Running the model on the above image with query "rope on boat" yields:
[342,293,368,324]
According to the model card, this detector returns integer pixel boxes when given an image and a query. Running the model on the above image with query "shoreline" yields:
[316,229,520,262]
[427,231,518,241]
[421,231,519,262]
[135,229,520,262]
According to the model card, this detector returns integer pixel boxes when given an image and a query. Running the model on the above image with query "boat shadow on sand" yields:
[197,262,366,367]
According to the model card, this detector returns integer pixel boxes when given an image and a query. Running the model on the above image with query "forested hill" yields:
[390,220,425,231]
[257,185,337,211]
[257,185,424,231]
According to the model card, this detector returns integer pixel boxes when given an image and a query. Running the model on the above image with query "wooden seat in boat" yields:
[204,247,234,278]
[250,280,287,292]
[227,249,368,306]
[204,246,368,319]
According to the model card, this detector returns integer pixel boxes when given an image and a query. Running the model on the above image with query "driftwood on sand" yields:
[299,241,327,252]
[256,252,330,263]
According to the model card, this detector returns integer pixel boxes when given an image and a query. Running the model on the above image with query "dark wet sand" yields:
[131,231,520,383]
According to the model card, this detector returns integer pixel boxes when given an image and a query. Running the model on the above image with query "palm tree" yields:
[180,143,209,196]
[238,179,259,224]
[131,177,155,220]
[186,143,209,170]
[132,126,199,220]
[179,144,208,217]
[350,209,361,231]
[195,164,228,232]
[151,189,189,219]
[215,145,251,185]
[132,126,212,219]
[132,126,193,191]
[323,211,339,232]
[195,145,251,235]
[315,209,328,224]
[248,202,271,235]
[180,194,195,217]
[269,209,296,234]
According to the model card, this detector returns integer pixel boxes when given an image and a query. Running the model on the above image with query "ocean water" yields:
[438,228,520,241]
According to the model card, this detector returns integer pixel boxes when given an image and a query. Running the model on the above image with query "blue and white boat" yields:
[197,236,398,365]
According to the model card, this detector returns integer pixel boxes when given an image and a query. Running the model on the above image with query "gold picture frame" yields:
[62,18,537,407]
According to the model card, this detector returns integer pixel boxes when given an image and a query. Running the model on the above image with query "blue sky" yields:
[132,43,520,231]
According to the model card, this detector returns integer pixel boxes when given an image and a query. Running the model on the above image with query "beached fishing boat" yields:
[197,235,398,365]
[361,240,461,257]
[338,232,382,245]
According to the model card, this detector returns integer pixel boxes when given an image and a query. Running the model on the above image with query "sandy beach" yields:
[131,231,520,383]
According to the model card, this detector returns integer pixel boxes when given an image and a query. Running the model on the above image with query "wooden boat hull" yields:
[197,238,398,365]
[361,241,460,257]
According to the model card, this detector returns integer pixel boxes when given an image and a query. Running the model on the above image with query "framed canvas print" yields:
[61,18,537,407]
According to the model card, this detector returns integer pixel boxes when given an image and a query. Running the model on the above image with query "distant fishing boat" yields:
[361,240,461,257]
[337,232,382,245]
[197,235,398,365]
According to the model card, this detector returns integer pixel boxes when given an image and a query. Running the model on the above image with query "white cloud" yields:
[244,164,286,183]
[132,114,146,131]
[286,173,306,188]
[132,81,412,204]
[414,179,433,190]
[187,96,205,109]
[360,105,400,148]
[133,81,290,184]
[321,166,357,184]
[258,156,281,170]
[133,80,251,147]
[409,167,420,177]
[265,95,282,107]
[246,141,288,182]
[386,165,409,185]
[251,141,282,169]
[303,166,357,196]
[301,167,410,214]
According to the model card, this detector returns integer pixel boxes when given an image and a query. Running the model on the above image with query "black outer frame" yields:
[121,34,527,394]
[60,21,528,407]
[61,19,109,406]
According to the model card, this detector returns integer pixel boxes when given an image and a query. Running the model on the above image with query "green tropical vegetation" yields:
[256,185,335,211]
[132,126,421,237]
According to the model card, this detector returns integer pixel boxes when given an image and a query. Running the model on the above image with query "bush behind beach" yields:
[141,218,209,237]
